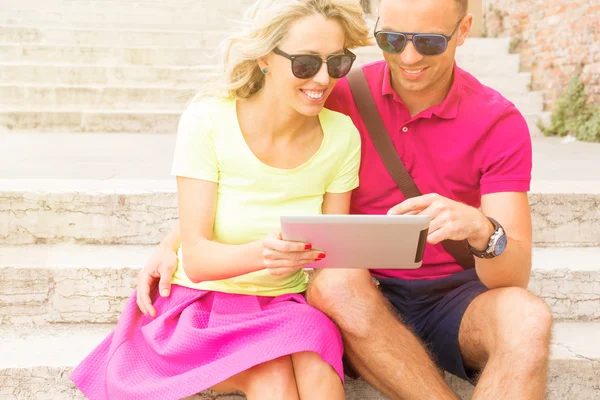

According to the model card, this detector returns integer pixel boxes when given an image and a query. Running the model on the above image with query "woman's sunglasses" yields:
[273,47,356,79]
[374,17,463,56]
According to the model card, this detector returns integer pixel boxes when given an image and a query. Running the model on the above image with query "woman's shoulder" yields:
[178,98,235,137]
[319,107,360,145]
[182,98,233,120]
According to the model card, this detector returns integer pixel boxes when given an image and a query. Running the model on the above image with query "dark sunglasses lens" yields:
[414,35,447,56]
[376,32,406,54]
[292,55,321,79]
[327,55,353,78]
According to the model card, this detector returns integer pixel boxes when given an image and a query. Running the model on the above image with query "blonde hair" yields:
[195,0,372,101]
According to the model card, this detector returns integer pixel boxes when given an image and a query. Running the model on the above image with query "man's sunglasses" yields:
[273,47,356,79]
[374,17,463,56]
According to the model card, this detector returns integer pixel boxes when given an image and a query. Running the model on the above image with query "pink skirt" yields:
[71,285,344,400]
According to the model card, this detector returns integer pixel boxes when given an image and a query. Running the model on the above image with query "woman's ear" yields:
[257,55,271,74]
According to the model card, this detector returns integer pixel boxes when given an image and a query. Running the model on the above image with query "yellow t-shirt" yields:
[170,98,361,296]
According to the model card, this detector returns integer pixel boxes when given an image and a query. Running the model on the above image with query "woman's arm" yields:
[177,176,264,283]
[322,191,352,214]
[177,177,324,283]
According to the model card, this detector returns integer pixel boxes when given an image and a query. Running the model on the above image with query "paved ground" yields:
[2,132,599,191]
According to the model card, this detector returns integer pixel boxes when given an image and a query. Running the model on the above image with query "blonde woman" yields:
[71,0,371,399]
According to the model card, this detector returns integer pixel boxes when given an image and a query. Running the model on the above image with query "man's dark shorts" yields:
[350,268,488,382]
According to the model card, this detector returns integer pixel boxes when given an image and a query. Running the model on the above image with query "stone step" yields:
[0,84,543,113]
[0,84,199,109]
[0,25,513,55]
[6,133,590,182]
[0,25,229,48]
[0,175,598,247]
[0,63,219,86]
[0,43,523,76]
[0,109,179,133]
[0,63,534,94]
[0,244,597,325]
[0,3,250,31]
[0,108,546,134]
[0,322,598,399]
[0,44,224,66]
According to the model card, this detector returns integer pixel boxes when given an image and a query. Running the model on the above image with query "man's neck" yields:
[392,66,455,117]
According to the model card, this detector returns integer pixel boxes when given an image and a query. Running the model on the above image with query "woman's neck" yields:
[238,89,315,141]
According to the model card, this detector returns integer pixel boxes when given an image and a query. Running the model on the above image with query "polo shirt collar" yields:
[381,62,462,120]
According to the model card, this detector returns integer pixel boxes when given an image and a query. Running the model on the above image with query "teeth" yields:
[304,90,324,99]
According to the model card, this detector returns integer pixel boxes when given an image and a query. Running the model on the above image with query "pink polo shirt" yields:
[325,61,532,280]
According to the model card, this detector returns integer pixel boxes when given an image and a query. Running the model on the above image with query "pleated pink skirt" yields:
[71,284,344,400]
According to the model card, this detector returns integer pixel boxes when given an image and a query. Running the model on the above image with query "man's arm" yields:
[388,191,532,289]
[468,191,532,288]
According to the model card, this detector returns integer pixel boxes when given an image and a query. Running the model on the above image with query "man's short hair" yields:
[456,0,468,17]
[378,0,469,18]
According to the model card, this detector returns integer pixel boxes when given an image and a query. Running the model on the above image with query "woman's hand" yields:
[261,231,325,276]
[136,246,179,317]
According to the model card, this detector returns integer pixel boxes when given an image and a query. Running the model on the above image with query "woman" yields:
[71,0,371,399]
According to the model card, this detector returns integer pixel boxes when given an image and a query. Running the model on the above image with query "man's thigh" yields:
[377,269,488,382]
[458,286,553,370]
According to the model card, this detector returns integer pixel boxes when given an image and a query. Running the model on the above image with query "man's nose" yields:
[400,40,424,65]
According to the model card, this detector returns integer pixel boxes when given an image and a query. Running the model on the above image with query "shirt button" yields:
[402,127,408,133]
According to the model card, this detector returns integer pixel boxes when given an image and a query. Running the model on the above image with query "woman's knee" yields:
[291,351,338,378]
[243,356,296,395]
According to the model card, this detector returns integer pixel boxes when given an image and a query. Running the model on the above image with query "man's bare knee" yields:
[307,268,389,338]
[494,288,553,363]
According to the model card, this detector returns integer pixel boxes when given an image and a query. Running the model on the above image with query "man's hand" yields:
[136,246,178,318]
[387,193,494,249]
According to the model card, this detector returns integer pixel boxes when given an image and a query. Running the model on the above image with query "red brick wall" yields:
[483,0,600,110]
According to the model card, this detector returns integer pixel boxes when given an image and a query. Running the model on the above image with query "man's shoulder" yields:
[456,66,515,112]
[325,60,386,117]
[361,59,388,79]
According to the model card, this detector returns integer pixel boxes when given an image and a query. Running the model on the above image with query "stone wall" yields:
[482,0,600,111]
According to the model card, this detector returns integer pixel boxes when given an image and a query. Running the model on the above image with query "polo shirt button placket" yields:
[402,126,409,133]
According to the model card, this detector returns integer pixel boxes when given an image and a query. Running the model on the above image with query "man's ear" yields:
[456,14,473,46]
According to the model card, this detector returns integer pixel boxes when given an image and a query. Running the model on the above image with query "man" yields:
[137,0,553,398]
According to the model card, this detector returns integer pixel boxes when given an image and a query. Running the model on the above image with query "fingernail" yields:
[317,253,326,259]
[160,289,169,296]
[304,244,312,250]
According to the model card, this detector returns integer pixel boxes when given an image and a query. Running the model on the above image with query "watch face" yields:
[495,234,508,255]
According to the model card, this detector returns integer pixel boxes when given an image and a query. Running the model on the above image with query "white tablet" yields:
[280,214,430,270]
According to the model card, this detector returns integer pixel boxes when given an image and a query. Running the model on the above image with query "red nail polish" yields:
[317,253,326,259]
[305,244,312,250]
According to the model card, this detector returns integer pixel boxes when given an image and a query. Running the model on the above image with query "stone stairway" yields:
[0,1,598,399]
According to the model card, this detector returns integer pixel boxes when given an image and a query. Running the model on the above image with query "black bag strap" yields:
[346,68,475,270]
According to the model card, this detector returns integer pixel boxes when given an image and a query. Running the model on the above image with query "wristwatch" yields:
[467,217,507,259]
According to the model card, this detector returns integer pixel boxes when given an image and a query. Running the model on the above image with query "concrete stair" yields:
[0,323,598,400]
[1,177,599,247]
[0,84,544,112]
[0,0,256,31]
[1,244,599,325]
[0,26,547,135]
